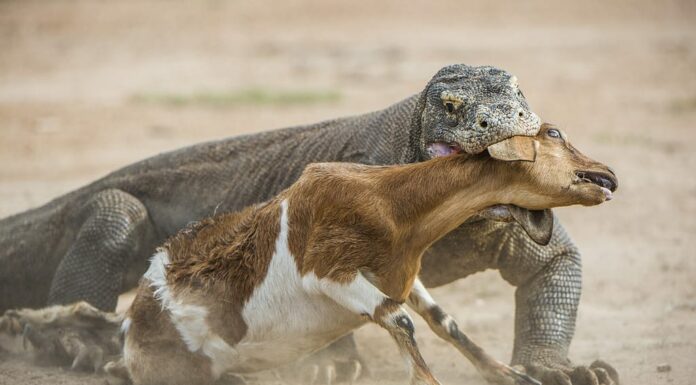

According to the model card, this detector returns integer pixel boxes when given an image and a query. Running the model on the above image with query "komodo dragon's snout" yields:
[418,64,542,158]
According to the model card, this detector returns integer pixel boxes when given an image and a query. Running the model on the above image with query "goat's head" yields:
[414,64,541,157]
[477,123,618,245]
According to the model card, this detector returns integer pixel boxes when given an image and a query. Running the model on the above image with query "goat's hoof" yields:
[522,360,619,385]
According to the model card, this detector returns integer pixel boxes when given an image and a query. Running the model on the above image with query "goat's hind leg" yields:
[407,278,540,385]
[319,273,440,385]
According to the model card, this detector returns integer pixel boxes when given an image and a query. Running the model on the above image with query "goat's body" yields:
[122,138,615,385]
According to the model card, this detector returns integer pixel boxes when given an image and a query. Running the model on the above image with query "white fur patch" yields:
[236,199,366,371]
[143,250,239,378]
[135,199,392,375]
[441,314,456,331]
[312,271,387,317]
[120,317,131,334]
[409,278,436,311]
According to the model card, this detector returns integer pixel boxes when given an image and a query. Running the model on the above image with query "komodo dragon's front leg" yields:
[494,221,619,385]
[48,189,156,311]
[420,217,619,385]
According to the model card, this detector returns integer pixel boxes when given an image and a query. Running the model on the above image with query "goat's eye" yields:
[445,102,454,113]
[547,129,561,138]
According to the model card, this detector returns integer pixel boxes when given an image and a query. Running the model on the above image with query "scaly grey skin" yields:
[0,64,617,385]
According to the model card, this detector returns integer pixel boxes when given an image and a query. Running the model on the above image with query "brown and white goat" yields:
[118,124,617,385]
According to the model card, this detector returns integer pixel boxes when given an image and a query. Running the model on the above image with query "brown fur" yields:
[163,202,281,347]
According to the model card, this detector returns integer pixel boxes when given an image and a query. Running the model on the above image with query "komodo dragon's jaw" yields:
[419,64,541,158]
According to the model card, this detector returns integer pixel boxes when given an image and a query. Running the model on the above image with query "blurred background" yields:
[0,1,694,384]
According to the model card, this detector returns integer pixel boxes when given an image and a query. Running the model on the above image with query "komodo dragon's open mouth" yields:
[426,142,463,157]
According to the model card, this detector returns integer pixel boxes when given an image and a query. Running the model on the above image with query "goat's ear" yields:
[488,136,538,162]
[508,206,554,245]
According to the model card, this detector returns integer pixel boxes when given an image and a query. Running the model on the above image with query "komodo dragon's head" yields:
[414,64,541,158]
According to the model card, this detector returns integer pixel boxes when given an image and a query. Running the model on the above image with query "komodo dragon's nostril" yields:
[480,120,488,128]
[518,111,524,117]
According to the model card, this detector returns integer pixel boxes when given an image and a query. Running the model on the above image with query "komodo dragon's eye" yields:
[547,128,562,138]
[440,92,463,114]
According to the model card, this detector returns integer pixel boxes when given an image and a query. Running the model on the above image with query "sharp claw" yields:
[550,371,573,385]
[11,318,23,334]
[347,360,362,384]
[22,324,42,350]
[319,362,337,385]
[71,343,90,371]
[569,366,599,385]
[590,360,619,385]
[592,367,614,385]
[0,313,25,335]
[92,348,105,373]
[522,360,620,385]
[22,324,30,350]
[524,365,571,385]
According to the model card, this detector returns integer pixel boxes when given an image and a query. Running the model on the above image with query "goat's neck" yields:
[375,155,510,254]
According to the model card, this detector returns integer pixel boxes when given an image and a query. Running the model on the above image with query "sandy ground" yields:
[0,1,695,384]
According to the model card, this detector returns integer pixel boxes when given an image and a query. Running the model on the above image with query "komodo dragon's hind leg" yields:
[48,189,155,312]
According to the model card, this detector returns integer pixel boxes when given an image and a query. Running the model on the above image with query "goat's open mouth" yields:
[426,142,463,158]
[575,170,618,200]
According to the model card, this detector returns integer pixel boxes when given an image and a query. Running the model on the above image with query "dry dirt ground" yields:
[0,1,695,384]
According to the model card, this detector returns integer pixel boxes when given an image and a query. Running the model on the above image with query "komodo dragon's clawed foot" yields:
[0,301,122,372]
[522,360,619,385]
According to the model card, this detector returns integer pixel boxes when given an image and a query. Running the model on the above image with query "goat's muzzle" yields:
[574,169,618,200]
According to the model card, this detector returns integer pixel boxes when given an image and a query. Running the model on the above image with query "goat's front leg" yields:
[407,278,540,385]
[319,273,440,385]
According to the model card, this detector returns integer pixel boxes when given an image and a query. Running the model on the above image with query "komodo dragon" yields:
[0,64,618,385]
